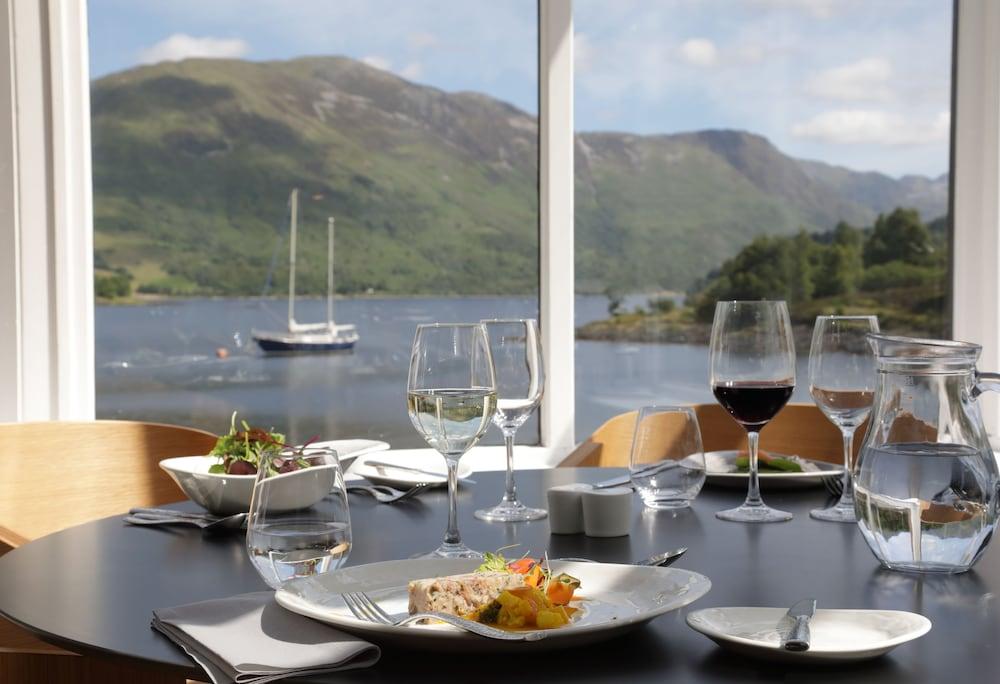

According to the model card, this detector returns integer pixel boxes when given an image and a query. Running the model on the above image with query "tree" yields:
[864,208,932,266]
[813,244,856,297]
[788,230,815,305]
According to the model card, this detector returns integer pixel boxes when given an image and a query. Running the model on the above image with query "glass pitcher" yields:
[854,334,1000,574]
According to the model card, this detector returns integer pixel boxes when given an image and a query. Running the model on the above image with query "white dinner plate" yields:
[276,558,712,652]
[686,606,931,663]
[704,450,842,490]
[159,439,390,515]
[348,451,474,488]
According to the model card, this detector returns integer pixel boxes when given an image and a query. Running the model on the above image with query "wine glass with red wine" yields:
[710,300,796,522]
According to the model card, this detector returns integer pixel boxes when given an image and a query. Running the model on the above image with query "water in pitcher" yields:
[854,442,998,573]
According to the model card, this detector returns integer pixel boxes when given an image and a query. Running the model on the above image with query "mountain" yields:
[90,56,948,296]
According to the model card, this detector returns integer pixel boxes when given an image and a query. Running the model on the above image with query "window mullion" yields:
[539,0,575,450]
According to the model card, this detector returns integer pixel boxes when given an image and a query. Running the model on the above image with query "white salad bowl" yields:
[160,439,389,515]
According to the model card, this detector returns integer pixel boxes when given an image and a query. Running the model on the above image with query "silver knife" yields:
[783,599,817,651]
[592,473,634,489]
[363,460,477,485]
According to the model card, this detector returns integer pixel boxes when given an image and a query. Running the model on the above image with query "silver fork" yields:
[341,592,546,642]
[823,474,844,498]
[346,483,432,504]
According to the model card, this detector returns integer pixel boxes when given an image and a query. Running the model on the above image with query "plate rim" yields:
[685,606,932,654]
[276,558,712,642]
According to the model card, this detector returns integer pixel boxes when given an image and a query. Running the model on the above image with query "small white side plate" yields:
[686,606,931,663]
[277,558,711,652]
[348,450,474,487]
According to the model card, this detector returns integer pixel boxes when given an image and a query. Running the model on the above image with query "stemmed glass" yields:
[407,323,497,558]
[710,300,796,523]
[808,315,879,522]
[474,319,547,523]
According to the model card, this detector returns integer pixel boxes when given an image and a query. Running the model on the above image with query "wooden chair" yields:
[0,420,217,684]
[561,403,859,468]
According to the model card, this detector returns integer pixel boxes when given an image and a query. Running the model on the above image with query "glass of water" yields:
[246,446,351,589]
[629,406,706,510]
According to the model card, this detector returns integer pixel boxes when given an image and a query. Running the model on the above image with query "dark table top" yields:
[1,467,998,683]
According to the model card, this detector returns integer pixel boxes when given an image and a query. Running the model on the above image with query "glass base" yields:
[810,502,857,523]
[716,502,793,523]
[640,499,691,511]
[474,500,548,523]
[412,542,483,559]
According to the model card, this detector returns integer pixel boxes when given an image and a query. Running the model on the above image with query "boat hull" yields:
[255,337,356,353]
[252,329,358,354]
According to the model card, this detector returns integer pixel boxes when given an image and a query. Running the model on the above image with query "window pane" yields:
[90,1,539,446]
[574,0,952,438]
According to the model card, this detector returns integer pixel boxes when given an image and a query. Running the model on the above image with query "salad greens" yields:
[734,453,804,473]
[208,411,303,476]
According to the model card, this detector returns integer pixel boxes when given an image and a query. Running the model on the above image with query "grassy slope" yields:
[92,57,947,297]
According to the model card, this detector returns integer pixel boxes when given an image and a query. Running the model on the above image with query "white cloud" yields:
[792,109,950,145]
[805,58,893,102]
[138,34,249,65]
[679,38,717,67]
[399,62,423,80]
[407,31,438,50]
[361,55,392,71]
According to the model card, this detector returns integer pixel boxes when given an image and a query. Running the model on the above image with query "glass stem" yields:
[838,430,855,507]
[745,430,763,507]
[444,457,461,546]
[502,429,518,504]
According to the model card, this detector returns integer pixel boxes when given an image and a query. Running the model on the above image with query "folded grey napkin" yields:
[152,591,380,684]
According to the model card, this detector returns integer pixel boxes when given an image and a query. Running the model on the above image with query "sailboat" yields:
[252,189,359,353]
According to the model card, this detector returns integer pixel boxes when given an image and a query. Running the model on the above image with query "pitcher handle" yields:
[973,371,1000,398]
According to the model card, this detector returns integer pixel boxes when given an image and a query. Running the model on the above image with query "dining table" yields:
[0,467,997,683]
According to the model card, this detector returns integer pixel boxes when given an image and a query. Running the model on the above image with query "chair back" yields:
[562,403,856,468]
[0,420,216,548]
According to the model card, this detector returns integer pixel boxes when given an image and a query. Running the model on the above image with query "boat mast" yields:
[287,188,299,329]
[327,216,335,328]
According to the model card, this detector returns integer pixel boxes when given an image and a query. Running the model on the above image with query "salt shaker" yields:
[546,483,592,534]
[581,487,633,537]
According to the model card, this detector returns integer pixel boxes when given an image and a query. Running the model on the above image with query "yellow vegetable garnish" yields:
[536,609,568,629]
[473,586,575,630]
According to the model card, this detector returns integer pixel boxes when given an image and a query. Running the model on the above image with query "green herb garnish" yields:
[209,411,287,476]
[476,550,513,574]
[734,455,804,473]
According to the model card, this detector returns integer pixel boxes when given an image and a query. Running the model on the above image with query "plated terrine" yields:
[408,571,526,616]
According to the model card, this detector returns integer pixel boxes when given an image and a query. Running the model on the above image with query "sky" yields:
[88,0,952,178]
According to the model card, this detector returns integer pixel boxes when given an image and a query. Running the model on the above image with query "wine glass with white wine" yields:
[808,315,879,522]
[474,319,547,522]
[407,323,497,558]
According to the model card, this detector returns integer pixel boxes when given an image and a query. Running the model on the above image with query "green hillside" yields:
[91,56,948,298]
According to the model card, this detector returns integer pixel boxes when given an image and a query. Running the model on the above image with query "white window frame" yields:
[952,0,1000,436]
[0,0,996,454]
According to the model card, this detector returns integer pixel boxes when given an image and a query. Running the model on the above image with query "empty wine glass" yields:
[475,319,547,523]
[407,323,497,558]
[629,405,706,509]
[809,315,879,522]
[246,447,351,589]
[710,300,796,523]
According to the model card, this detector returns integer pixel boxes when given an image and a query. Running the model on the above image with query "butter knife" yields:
[783,598,817,651]
[592,473,633,489]
[363,460,477,485]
